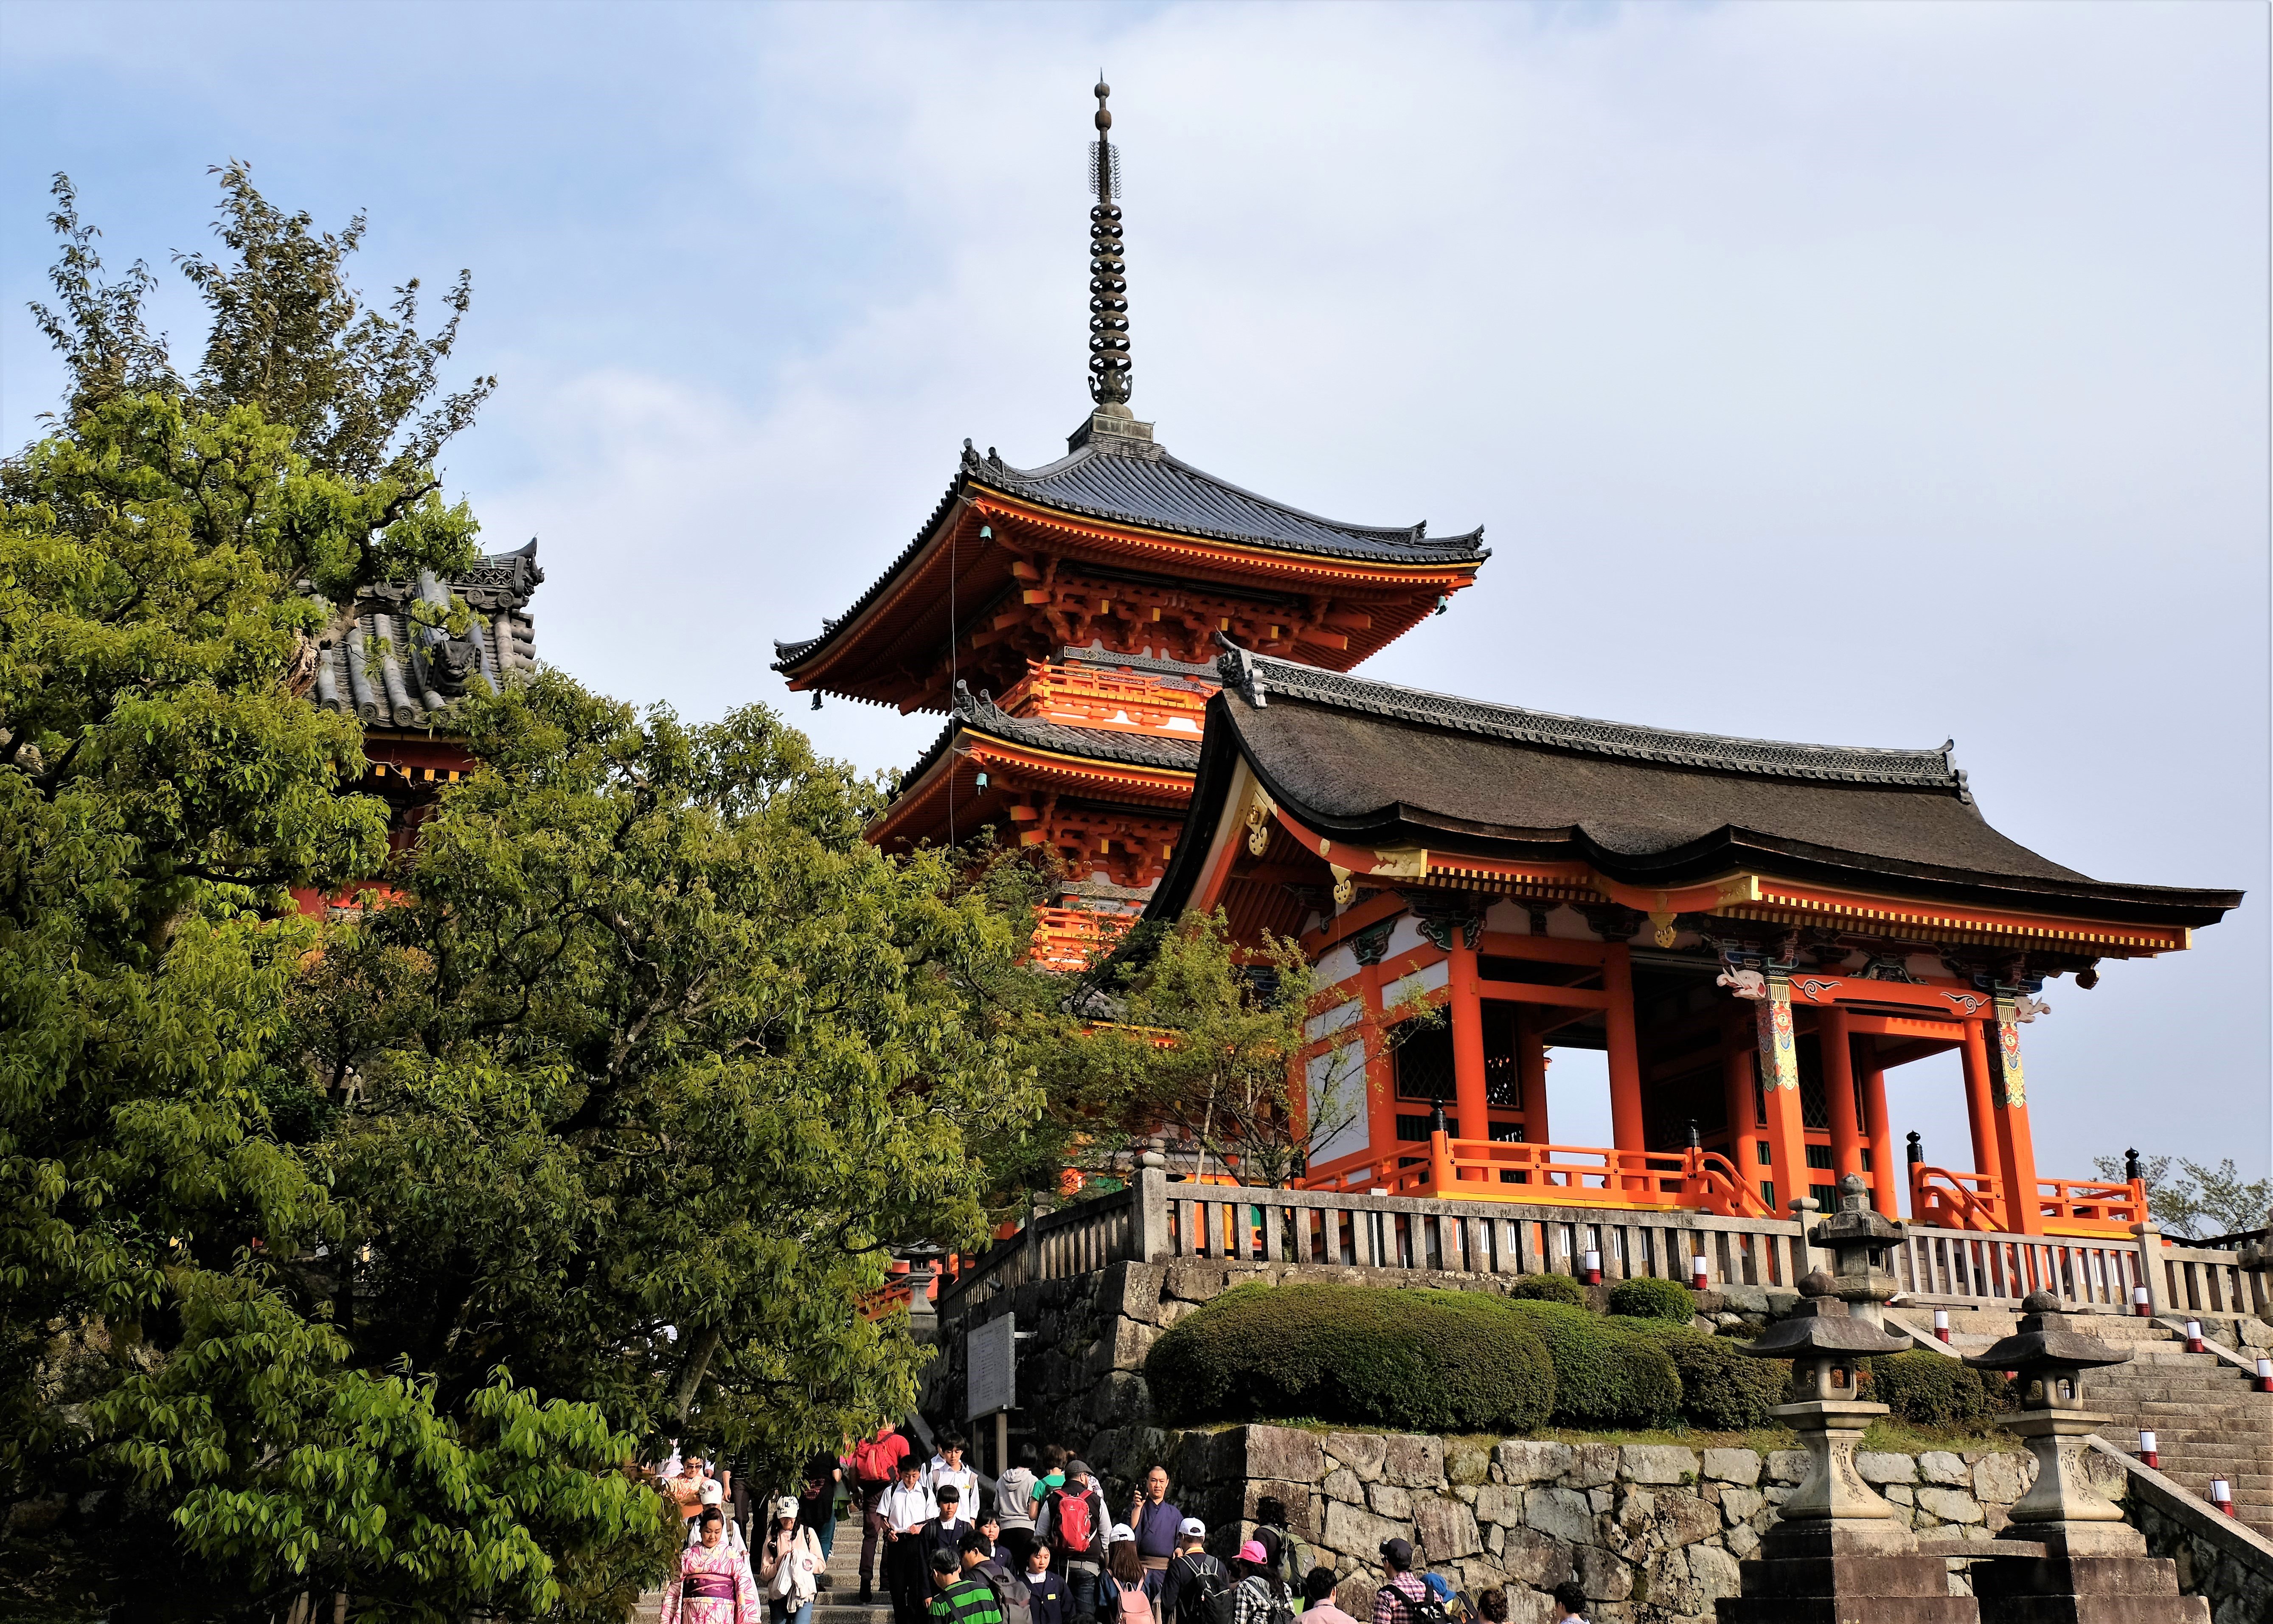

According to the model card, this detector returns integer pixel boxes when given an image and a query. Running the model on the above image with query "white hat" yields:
[1109,1524,1136,1545]
[775,1497,799,1520]
[1179,1517,1207,1539]
[699,1479,725,1505]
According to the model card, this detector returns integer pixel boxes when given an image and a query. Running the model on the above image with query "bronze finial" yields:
[1087,78,1131,407]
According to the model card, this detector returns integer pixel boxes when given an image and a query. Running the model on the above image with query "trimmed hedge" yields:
[1606,1277,1698,1324]
[1866,1350,2011,1428]
[1144,1281,1556,1433]
[1617,1319,1788,1430]
[1508,1272,1587,1307]
[1495,1299,1682,1429]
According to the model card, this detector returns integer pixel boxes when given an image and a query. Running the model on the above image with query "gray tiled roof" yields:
[1215,644,1964,792]
[891,683,1202,807]
[312,540,543,728]
[969,437,1488,564]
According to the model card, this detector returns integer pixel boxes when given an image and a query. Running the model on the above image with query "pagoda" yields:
[775,82,1487,967]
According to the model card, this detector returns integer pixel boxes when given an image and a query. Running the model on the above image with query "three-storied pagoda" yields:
[776,81,1487,967]
[780,85,2242,1237]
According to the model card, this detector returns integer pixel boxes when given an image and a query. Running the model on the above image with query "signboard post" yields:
[966,1313,1016,1479]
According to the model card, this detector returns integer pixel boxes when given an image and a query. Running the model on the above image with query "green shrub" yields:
[1865,1351,2009,1429]
[1144,1281,1555,1433]
[1617,1319,1787,1430]
[1493,1299,1681,1428]
[1606,1277,1698,1324]
[1508,1272,1587,1307]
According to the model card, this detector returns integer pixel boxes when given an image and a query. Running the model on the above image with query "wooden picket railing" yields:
[1301,1133,1776,1219]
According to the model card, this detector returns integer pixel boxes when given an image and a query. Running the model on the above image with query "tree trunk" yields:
[672,1326,723,1425]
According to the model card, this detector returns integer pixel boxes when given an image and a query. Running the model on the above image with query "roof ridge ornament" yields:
[1087,76,1131,409]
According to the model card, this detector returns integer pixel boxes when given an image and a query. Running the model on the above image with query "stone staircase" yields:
[1889,1305,2272,1537]
[815,1520,895,1624]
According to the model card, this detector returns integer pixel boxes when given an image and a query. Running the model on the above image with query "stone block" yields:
[1367,1483,1412,1520]
[1246,1481,1319,1538]
[1412,1496,1481,1561]
[1087,1370,1151,1427]
[1856,1452,1918,1486]
[1726,1521,1760,1560]
[1492,1441,1571,1484]
[1444,1439,1491,1487]
[1720,1284,1771,1315]
[1383,1433,1444,1487]
[1701,1449,1762,1486]
[1108,1262,1165,1325]
[1885,1484,1913,1506]
[1241,1425,1326,1485]
[1686,1541,1742,1603]
[1970,1451,2028,1507]
[1765,1451,1810,1485]
[1157,1298,1201,1329]
[1719,1488,1764,1526]
[1322,1498,1405,1560]
[1576,1545,1632,1602]
[1568,1443,1619,1489]
[1523,1486,1596,1546]
[1323,1432,1387,1479]
[1918,1451,1968,1486]
[1618,1444,1697,1485]
[1915,1486,1984,1525]
[1472,1484,1523,1526]
[1496,1526,1576,1590]
[1323,1467,1365,1506]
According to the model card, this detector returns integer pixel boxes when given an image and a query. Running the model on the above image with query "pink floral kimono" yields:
[662,1535,759,1624]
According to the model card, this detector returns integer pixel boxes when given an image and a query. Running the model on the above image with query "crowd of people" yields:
[649,1429,1593,1624]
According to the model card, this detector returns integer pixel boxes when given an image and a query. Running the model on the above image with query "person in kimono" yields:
[665,1506,761,1624]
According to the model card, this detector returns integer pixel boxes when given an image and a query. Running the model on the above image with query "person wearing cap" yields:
[1230,1540,1290,1624]
[1297,1567,1358,1624]
[1036,1460,1107,1624]
[758,1495,826,1624]
[1126,1466,1182,1600]
[1104,1523,1147,1624]
[1158,1518,1226,1624]
[1369,1540,1427,1624]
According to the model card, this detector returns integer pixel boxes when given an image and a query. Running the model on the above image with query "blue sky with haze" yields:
[4,1,2265,1190]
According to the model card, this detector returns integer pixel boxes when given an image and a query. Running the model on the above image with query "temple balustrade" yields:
[927,1169,2272,1327]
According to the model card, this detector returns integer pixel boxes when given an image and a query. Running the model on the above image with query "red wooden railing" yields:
[1911,1163,2148,1237]
[1301,1134,1776,1220]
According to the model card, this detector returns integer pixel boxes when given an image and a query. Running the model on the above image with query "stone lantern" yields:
[1809,1172,1907,1328]
[1716,1269,1976,1624]
[1964,1290,2208,1621]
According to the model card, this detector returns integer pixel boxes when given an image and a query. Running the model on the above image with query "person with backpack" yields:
[854,1424,915,1606]
[1228,1541,1295,1624]
[1035,1459,1106,1624]
[1296,1567,1357,1624]
[879,1455,938,1624]
[1158,1518,1228,1624]
[927,1546,1004,1624]
[1102,1525,1149,1624]
[1247,1499,1305,1600]
[1367,1541,1436,1624]
[967,1526,1035,1624]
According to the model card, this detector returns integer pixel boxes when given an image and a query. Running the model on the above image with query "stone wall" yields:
[1097,1425,2064,1624]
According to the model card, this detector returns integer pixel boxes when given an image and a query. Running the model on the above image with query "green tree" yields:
[2094,1152,2273,1240]
[301,672,1034,1492]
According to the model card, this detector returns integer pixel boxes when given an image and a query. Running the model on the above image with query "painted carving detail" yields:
[1243,784,1276,856]
[1716,967,1767,1000]
[1755,977,1800,1093]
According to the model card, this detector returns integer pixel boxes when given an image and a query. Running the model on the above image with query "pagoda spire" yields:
[1087,77,1132,407]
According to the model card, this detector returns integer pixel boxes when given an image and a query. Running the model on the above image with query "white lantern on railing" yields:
[1582,1247,1601,1284]
[2131,1284,2151,1318]
[2256,1357,2272,1394]
[2210,1478,2234,1515]
[2138,1430,2159,1468]
[2184,1319,2204,1352]
[1933,1309,1950,1343]
[1691,1253,1709,1290]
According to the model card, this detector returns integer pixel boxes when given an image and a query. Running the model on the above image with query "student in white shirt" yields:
[923,1434,979,1513]
[877,1457,938,1624]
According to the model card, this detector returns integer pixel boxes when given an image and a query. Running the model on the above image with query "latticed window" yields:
[1394,1023,1455,1102]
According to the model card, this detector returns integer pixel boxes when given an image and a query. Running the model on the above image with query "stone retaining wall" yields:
[1108,1424,2114,1624]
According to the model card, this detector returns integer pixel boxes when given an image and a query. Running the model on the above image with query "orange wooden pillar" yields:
[1860,1063,1898,1219]
[1990,999,2043,1236]
[1516,1008,1550,1146]
[1447,938,1489,1180]
[1821,1006,1866,1188]
[1601,946,1646,1187]
[1756,973,1810,1214]
[1722,1037,1768,1207]
[1958,1019,2005,1226]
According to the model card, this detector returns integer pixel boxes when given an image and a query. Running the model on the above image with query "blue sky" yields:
[4,1,2266,1190]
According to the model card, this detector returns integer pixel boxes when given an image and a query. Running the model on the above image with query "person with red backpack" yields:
[1035,1459,1106,1624]
[853,1423,914,1606]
